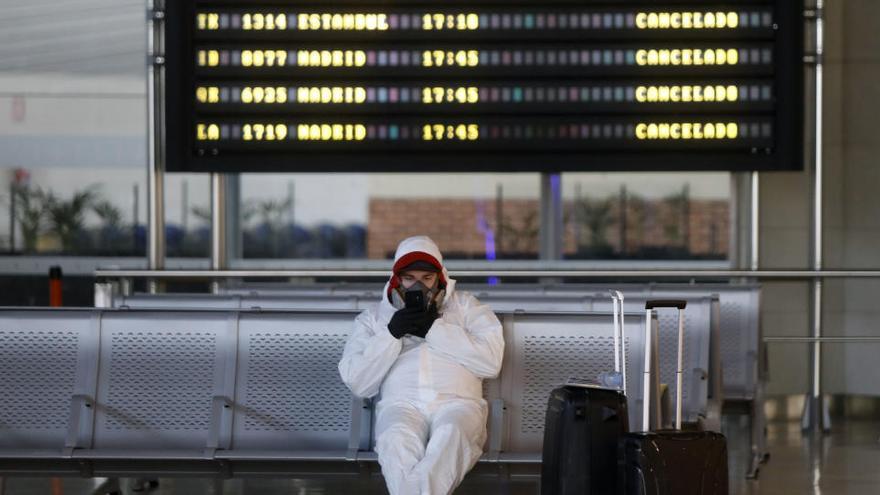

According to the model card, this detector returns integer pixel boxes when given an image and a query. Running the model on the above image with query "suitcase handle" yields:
[645,299,687,310]
[609,290,627,393]
[641,300,687,432]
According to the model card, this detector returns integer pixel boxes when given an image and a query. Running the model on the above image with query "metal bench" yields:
[228,283,760,408]
[207,281,766,476]
[0,307,654,478]
[216,281,761,402]
[108,291,714,427]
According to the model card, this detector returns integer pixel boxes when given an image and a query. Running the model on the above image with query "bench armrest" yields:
[207,395,233,452]
[487,398,506,459]
[64,394,94,456]
[346,396,372,461]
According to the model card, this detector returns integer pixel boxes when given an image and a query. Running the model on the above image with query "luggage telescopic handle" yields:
[645,300,687,310]
[641,299,688,432]
[609,290,627,393]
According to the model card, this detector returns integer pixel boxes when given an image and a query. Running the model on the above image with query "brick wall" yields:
[368,197,728,260]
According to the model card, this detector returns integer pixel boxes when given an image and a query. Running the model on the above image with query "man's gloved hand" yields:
[408,307,439,339]
[388,306,438,339]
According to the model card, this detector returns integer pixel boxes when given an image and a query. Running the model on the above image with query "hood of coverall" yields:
[383,236,456,310]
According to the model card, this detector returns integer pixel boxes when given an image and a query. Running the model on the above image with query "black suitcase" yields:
[541,291,630,495]
[542,385,629,494]
[622,430,728,494]
[622,300,729,495]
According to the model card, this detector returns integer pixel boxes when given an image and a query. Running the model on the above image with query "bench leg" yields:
[130,478,160,492]
[745,387,770,479]
[90,477,160,495]
[92,478,121,495]
[704,398,724,433]
[497,463,512,495]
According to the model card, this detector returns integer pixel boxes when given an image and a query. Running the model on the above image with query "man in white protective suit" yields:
[338,235,504,495]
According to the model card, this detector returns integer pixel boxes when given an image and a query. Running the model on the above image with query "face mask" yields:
[405,281,433,310]
[392,279,444,311]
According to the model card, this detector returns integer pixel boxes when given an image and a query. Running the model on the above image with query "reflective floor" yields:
[3,417,879,495]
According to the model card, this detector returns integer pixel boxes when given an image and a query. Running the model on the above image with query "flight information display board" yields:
[164,1,803,172]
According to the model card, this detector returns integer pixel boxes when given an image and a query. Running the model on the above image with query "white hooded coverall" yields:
[338,236,505,495]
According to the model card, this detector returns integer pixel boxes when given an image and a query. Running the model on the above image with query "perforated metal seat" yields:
[231,312,356,452]
[1,306,656,476]
[0,309,99,457]
[83,311,235,457]
[498,311,649,452]
[109,290,715,423]
[120,283,761,401]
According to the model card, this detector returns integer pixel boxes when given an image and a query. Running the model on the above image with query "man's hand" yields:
[388,306,438,339]
[408,306,439,339]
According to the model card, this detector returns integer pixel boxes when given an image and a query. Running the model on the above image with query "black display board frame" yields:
[165,0,804,173]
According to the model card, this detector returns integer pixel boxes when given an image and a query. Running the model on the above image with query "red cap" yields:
[387,251,446,301]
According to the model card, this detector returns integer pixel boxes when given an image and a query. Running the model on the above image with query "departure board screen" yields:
[165,1,803,172]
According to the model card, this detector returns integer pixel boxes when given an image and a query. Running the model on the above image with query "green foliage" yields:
[43,185,100,251]
[191,205,211,224]
[499,207,539,254]
[575,197,614,250]
[255,197,292,228]
[662,185,690,245]
[93,200,122,228]
[11,184,46,252]
[247,196,294,255]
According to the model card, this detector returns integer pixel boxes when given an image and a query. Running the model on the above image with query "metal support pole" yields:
[225,174,242,288]
[94,282,118,308]
[120,277,133,297]
[750,172,760,272]
[495,184,504,257]
[225,174,242,260]
[539,173,563,261]
[619,185,627,255]
[642,309,653,432]
[182,179,189,232]
[745,171,771,478]
[210,173,228,293]
[729,172,754,273]
[146,0,166,294]
[802,0,829,433]
[9,181,15,252]
[802,280,831,432]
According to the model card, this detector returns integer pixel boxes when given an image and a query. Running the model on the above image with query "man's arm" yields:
[425,295,504,379]
[338,309,403,398]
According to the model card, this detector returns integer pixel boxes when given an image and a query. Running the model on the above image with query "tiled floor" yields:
[729,420,880,495]
[3,417,878,494]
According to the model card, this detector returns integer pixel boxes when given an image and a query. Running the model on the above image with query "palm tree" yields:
[663,185,690,250]
[253,197,293,256]
[499,207,540,256]
[575,198,614,255]
[93,200,121,228]
[44,186,100,252]
[93,200,125,253]
[11,185,46,253]
[191,205,211,225]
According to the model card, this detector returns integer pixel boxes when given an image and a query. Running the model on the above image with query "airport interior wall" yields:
[759,0,880,397]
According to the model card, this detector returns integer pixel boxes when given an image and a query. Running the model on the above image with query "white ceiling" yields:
[0,0,145,74]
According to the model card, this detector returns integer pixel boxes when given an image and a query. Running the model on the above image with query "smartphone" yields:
[404,290,425,310]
